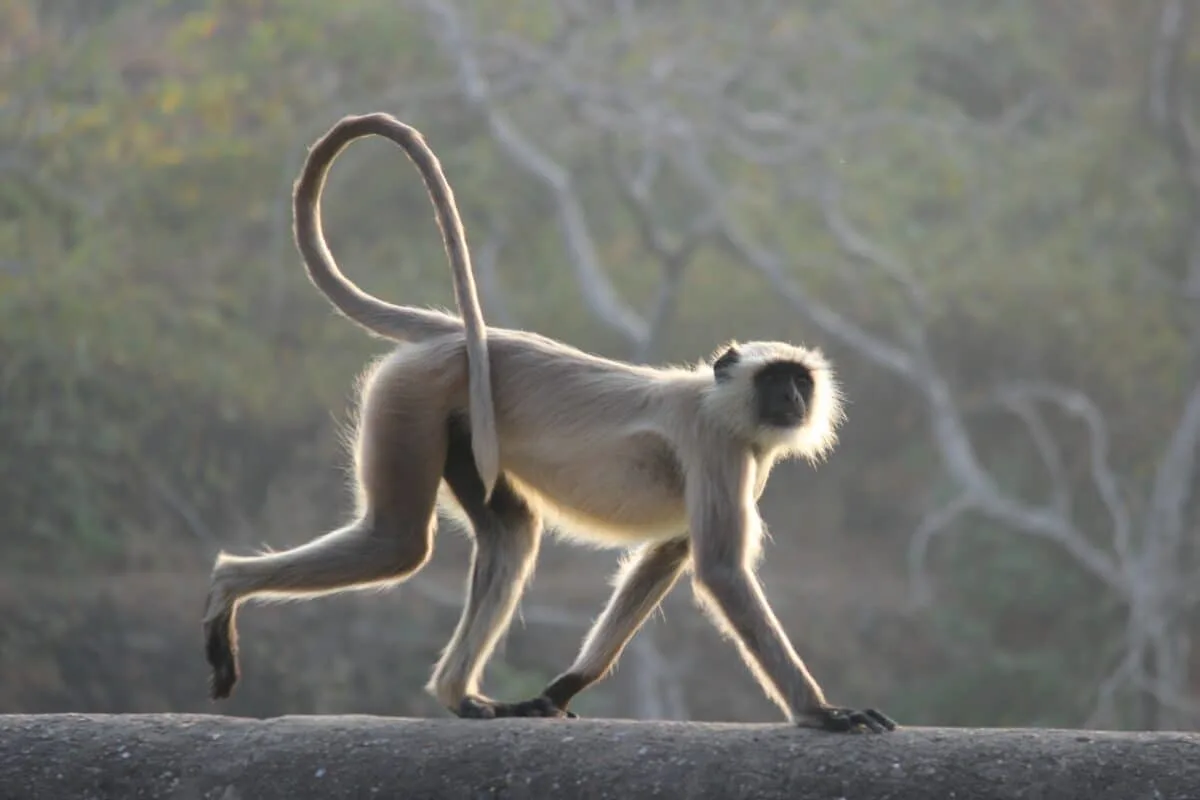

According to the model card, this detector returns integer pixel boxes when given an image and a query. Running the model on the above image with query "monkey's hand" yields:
[800,705,897,734]
[456,694,578,720]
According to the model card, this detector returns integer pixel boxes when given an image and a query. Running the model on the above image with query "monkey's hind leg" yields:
[202,363,447,700]
[520,537,692,717]
[426,416,550,719]
[202,512,436,699]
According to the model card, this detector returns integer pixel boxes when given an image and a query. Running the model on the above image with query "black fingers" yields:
[455,695,499,719]
[203,608,238,700]
[816,706,898,734]
[865,708,898,731]
[501,694,579,719]
[454,694,578,720]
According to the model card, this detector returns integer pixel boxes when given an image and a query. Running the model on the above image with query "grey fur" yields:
[201,115,896,734]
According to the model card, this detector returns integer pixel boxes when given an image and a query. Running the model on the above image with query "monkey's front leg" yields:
[692,558,896,733]
[688,457,897,733]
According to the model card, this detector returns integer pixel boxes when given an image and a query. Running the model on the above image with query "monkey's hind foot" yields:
[203,608,239,700]
[455,694,578,720]
[807,705,897,734]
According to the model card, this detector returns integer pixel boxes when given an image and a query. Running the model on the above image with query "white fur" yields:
[699,340,844,464]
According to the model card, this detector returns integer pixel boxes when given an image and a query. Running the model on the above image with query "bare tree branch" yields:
[636,257,687,364]
[410,0,1197,726]
[470,223,520,329]
[1147,0,1197,169]
[813,173,930,318]
[677,144,923,379]
[992,387,1073,519]
[1144,380,1200,562]
[138,465,217,546]
[603,134,719,362]
[1085,643,1143,729]
[1141,16,1200,716]
[421,0,649,347]
[679,131,1130,590]
[1089,612,1199,729]
[998,383,1134,563]
[906,490,975,607]
[1148,0,1200,304]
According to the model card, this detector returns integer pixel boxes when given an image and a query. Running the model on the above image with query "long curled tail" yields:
[293,112,500,499]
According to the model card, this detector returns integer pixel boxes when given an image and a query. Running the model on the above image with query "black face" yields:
[754,361,814,428]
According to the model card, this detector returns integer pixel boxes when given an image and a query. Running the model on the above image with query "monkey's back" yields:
[363,329,701,543]
[487,331,699,543]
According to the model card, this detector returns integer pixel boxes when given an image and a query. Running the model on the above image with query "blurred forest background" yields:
[3,0,1199,732]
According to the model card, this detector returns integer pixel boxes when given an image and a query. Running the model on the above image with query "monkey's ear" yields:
[712,343,741,382]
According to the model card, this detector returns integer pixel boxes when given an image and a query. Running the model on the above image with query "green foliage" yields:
[2,0,1195,725]
[906,512,1119,728]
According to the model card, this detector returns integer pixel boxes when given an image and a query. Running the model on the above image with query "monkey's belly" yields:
[502,435,688,544]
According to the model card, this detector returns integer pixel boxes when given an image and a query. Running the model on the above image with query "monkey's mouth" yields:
[762,407,807,428]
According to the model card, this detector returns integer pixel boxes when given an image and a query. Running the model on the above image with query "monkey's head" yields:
[703,340,844,462]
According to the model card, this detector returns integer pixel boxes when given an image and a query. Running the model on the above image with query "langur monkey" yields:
[202,112,897,734]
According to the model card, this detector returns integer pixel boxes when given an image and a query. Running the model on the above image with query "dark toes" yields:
[455,696,499,719]
[506,695,576,719]
[203,611,238,700]
[865,708,898,731]
[453,694,575,720]
[818,706,898,734]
